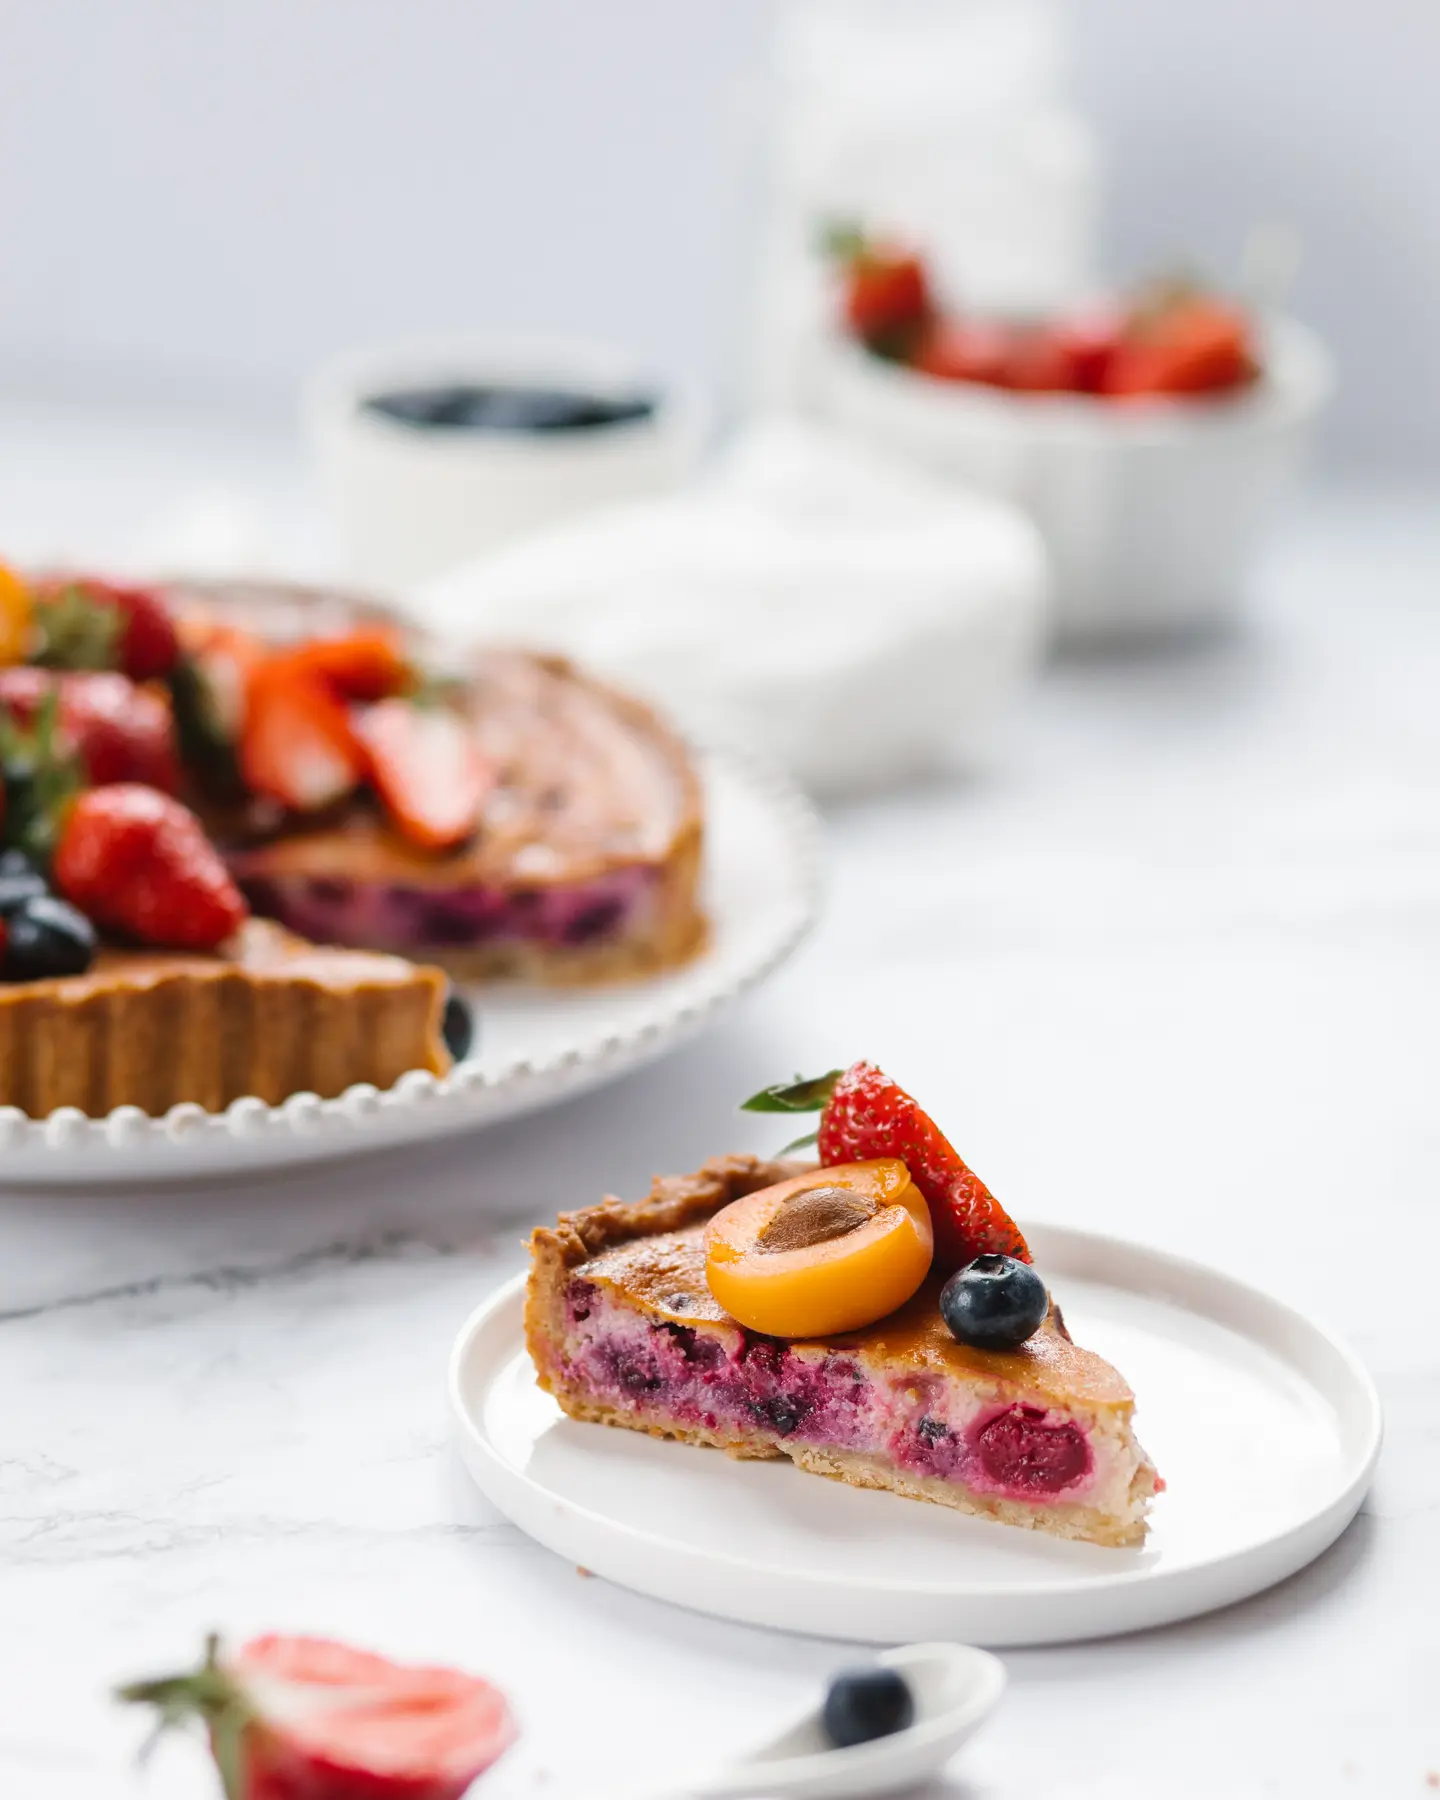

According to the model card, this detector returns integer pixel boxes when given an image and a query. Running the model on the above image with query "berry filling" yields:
[558,1279,1098,1504]
[236,864,657,953]
[974,1405,1090,1495]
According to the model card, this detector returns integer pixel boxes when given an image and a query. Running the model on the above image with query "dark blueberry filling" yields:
[562,897,627,946]
[659,1322,724,1370]
[236,866,655,953]
[557,1278,1096,1501]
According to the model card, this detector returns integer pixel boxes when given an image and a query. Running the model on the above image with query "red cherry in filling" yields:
[975,1405,1089,1494]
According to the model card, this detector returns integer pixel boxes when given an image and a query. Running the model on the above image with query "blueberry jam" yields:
[558,1280,1096,1500]
[363,383,657,434]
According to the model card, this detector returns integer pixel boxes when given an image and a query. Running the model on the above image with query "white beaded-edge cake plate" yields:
[0,744,821,1185]
[448,1225,1381,1647]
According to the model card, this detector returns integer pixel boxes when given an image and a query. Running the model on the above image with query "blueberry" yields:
[939,1254,1049,1350]
[821,1667,915,1750]
[0,850,47,914]
[3,895,96,981]
[441,989,476,1062]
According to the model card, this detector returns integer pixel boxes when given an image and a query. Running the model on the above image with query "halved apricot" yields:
[704,1159,933,1338]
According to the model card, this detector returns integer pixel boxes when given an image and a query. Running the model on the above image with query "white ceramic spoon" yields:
[640,1642,1006,1800]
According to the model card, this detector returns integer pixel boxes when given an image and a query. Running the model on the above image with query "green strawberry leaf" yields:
[741,1070,842,1114]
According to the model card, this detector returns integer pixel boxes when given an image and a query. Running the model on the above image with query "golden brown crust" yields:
[0,919,449,1117]
[529,1153,804,1270]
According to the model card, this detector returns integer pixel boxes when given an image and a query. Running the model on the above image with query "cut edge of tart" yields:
[0,918,451,1117]
[525,1154,1160,1550]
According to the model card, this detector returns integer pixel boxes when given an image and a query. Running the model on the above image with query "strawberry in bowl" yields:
[816,227,1332,640]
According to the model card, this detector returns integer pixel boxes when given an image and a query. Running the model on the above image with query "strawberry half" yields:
[117,1631,516,1800]
[743,1060,1030,1272]
[354,697,492,852]
[286,628,412,704]
[54,783,248,950]
[241,661,366,813]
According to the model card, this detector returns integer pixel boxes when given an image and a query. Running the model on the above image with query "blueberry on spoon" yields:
[821,1666,916,1749]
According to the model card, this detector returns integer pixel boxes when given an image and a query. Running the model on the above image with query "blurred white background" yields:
[0,0,1434,470]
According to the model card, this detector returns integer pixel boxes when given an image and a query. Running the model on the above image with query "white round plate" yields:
[0,745,820,1185]
[448,1225,1381,1647]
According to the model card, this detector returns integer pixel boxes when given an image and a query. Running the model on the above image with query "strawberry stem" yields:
[741,1070,842,1114]
[116,1633,252,1800]
[817,218,868,267]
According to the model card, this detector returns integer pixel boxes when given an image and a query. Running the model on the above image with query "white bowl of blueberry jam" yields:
[307,336,708,587]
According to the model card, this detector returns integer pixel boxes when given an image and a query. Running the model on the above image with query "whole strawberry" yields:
[34,575,180,681]
[118,1631,516,1800]
[823,222,933,352]
[744,1060,1030,1273]
[54,784,247,950]
[0,667,178,790]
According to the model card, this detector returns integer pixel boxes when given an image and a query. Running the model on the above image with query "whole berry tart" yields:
[162,578,706,985]
[526,1062,1160,1548]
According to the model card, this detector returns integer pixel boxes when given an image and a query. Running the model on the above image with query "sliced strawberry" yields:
[241,662,366,812]
[117,1631,516,1800]
[1102,296,1255,398]
[911,319,1015,387]
[1001,326,1085,393]
[1048,312,1126,393]
[354,697,491,852]
[743,1060,1030,1273]
[54,783,247,950]
[286,628,412,703]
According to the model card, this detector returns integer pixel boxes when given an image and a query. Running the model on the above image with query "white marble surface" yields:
[0,415,1437,1797]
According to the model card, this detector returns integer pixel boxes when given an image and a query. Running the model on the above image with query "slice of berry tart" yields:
[526,1062,1159,1547]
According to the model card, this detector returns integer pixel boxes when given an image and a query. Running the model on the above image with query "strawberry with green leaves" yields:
[822,222,933,354]
[744,1060,1030,1272]
[118,1631,516,1800]
[32,575,180,682]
